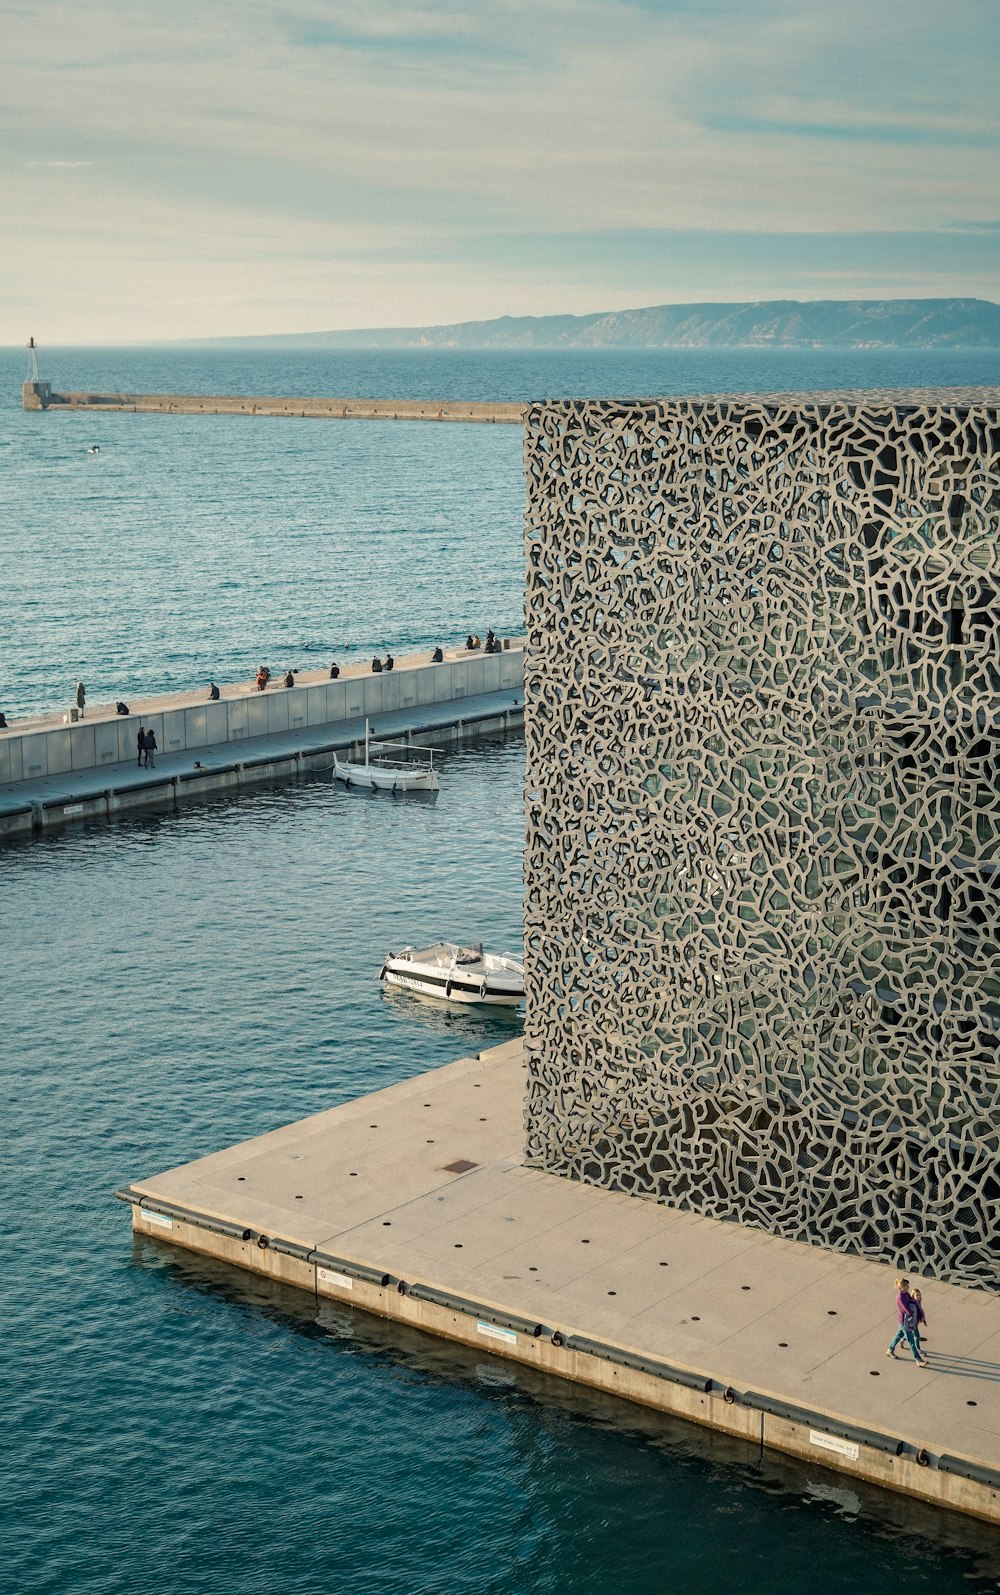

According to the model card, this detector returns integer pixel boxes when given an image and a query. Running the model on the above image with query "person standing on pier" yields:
[137,726,145,767]
[144,726,157,768]
[76,681,86,718]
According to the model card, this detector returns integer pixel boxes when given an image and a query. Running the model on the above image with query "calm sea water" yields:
[2,343,997,720]
[3,348,1000,1593]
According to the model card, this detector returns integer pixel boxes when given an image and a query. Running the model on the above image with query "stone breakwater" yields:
[0,643,524,839]
[21,382,526,424]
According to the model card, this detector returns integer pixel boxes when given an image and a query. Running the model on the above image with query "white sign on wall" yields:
[318,1268,353,1290]
[809,1430,860,1461]
[477,1322,517,1346]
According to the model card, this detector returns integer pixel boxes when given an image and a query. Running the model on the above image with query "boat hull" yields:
[382,954,524,1007]
[333,757,439,793]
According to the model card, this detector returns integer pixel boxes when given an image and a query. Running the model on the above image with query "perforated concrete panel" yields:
[523,388,1000,1287]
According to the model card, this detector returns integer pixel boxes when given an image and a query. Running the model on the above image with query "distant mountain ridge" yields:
[204,299,1000,350]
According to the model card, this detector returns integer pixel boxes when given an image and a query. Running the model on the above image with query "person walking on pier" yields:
[76,681,86,718]
[887,1277,927,1364]
[137,726,145,767]
[912,1288,928,1353]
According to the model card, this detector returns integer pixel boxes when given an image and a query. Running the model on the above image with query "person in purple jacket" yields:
[887,1276,928,1364]
[911,1288,928,1352]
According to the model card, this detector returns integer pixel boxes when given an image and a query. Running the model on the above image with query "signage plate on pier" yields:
[318,1268,353,1290]
[477,1322,517,1345]
[809,1431,860,1461]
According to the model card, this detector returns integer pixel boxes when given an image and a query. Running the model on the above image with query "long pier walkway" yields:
[22,383,525,424]
[0,644,523,839]
[118,1038,1000,1527]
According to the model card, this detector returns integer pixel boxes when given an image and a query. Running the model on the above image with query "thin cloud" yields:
[3,0,998,341]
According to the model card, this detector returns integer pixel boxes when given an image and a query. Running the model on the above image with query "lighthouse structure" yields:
[22,337,51,409]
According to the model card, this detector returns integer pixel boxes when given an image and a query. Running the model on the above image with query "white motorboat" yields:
[332,720,441,793]
[380,942,525,1006]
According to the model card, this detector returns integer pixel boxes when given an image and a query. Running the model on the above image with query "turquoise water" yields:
[2,344,997,720]
[3,348,1000,1591]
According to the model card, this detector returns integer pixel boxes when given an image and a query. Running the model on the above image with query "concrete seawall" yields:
[21,382,525,424]
[0,645,524,838]
[118,1038,1000,1529]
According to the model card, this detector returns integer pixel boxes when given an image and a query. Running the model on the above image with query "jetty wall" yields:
[0,650,522,791]
[21,383,525,424]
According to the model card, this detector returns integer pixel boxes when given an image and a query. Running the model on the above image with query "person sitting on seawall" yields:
[256,664,270,691]
[208,681,220,700]
[0,711,7,729]
[484,629,497,654]
[329,662,340,679]
[384,654,394,672]
[283,670,295,688]
[116,701,130,716]
[431,646,443,663]
[371,655,383,674]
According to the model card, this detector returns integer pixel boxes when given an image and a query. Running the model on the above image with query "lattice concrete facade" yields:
[523,389,1000,1288]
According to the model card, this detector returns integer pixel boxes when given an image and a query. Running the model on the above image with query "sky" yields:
[3,0,999,343]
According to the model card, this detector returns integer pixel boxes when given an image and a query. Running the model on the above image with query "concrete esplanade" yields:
[119,1039,1000,1527]
[0,643,524,839]
[21,381,525,424]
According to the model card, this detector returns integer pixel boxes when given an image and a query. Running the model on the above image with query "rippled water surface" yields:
[2,343,997,718]
[4,348,1000,1591]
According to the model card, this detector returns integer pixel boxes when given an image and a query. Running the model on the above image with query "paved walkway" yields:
[0,684,521,822]
[127,1039,1000,1474]
[5,642,499,735]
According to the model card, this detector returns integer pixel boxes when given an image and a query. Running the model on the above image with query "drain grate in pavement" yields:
[443,1158,479,1174]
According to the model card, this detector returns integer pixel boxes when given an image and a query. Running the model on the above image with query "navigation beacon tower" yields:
[22,337,51,409]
